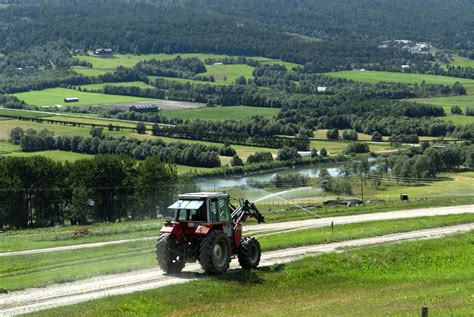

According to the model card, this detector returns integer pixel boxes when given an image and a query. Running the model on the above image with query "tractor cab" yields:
[169,192,231,224]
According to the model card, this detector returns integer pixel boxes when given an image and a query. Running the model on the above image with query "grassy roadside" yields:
[2,213,474,291]
[1,198,473,254]
[32,230,474,316]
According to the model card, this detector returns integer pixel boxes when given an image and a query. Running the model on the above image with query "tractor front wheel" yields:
[156,233,185,273]
[238,236,261,269]
[199,230,231,274]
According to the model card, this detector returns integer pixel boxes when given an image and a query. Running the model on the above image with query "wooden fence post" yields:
[421,307,428,317]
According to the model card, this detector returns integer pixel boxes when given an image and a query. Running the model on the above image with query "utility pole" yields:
[360,174,364,203]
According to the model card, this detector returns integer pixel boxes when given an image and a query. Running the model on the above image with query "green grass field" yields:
[12,88,152,107]
[409,95,474,125]
[0,139,19,153]
[0,108,52,118]
[149,76,231,86]
[30,229,474,316]
[309,139,396,155]
[72,67,111,77]
[161,106,279,122]
[447,55,474,68]
[79,81,153,90]
[255,57,300,70]
[4,150,92,162]
[326,70,474,92]
[3,214,474,292]
[76,53,299,71]
[75,53,298,86]
[373,171,474,200]
[204,64,255,83]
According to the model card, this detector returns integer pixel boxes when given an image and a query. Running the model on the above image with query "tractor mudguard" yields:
[195,225,212,235]
[160,222,180,235]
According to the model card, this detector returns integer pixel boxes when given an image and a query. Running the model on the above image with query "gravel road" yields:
[1,204,472,257]
[1,223,473,316]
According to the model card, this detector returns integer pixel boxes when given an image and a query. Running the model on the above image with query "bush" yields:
[371,131,383,142]
[466,106,474,116]
[247,151,274,164]
[451,105,462,115]
[230,154,244,166]
[136,122,146,134]
[326,129,339,140]
[219,146,236,157]
[344,143,370,154]
[277,146,301,161]
[342,130,358,141]
[9,127,24,145]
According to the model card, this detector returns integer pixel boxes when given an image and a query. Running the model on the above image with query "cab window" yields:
[210,199,219,222]
[218,198,230,223]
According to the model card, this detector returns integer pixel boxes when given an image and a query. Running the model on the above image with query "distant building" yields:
[64,97,79,103]
[317,86,328,92]
[360,68,366,72]
[401,64,410,70]
[298,151,312,158]
[129,104,159,113]
[94,48,113,56]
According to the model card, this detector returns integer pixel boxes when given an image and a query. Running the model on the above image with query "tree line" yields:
[9,127,224,168]
[0,154,197,229]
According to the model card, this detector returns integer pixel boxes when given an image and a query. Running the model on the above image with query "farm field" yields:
[12,88,152,107]
[309,139,396,155]
[0,119,92,139]
[76,53,299,71]
[30,230,474,316]
[3,150,93,162]
[447,55,474,68]
[74,53,298,85]
[313,129,451,142]
[0,139,19,153]
[409,95,474,125]
[326,70,474,92]
[149,76,230,86]
[72,67,110,77]
[374,171,474,200]
[204,64,255,83]
[0,108,52,118]
[79,81,153,90]
[161,106,280,121]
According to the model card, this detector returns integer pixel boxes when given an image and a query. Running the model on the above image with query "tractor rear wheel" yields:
[156,233,185,273]
[238,236,261,269]
[199,230,231,274]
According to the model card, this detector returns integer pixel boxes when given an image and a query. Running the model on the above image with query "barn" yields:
[129,104,159,113]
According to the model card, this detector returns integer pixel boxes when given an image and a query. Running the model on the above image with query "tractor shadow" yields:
[165,264,286,286]
[213,263,286,285]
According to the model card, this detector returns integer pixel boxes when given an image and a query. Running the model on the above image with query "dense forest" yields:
[0,0,451,68]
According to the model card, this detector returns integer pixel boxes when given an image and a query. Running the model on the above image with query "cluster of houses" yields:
[378,40,430,54]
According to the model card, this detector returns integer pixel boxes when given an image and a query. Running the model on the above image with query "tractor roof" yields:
[177,192,229,199]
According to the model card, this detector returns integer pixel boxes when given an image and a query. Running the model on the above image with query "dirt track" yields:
[1,204,472,257]
[1,223,473,316]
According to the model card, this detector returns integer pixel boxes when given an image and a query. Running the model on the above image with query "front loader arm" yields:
[230,200,265,224]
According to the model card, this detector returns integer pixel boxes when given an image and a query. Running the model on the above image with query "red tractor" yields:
[156,192,265,274]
